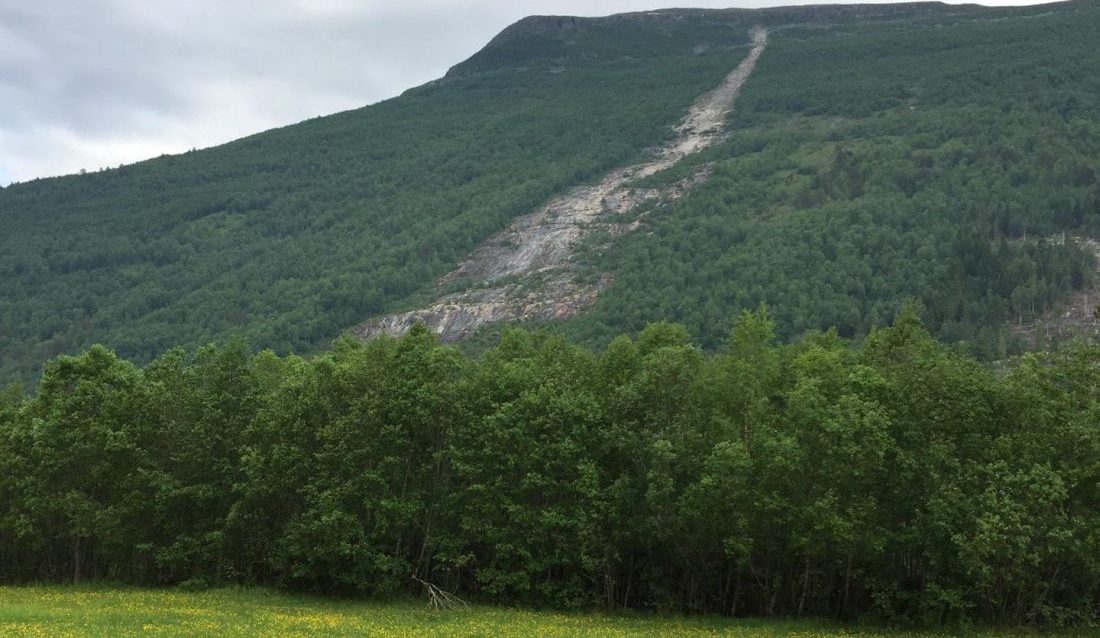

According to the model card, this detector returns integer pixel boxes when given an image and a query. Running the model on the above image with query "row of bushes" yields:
[2,309,1098,625]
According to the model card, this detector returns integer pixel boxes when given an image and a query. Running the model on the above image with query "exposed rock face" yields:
[359,274,611,342]
[357,27,768,343]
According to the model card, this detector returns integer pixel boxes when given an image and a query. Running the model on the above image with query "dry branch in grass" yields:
[412,576,468,611]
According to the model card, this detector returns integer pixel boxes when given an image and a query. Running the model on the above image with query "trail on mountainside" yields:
[358,27,768,341]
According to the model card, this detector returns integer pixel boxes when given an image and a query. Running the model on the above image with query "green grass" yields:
[0,586,1091,638]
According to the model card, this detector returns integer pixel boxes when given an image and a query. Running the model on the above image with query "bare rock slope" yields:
[357,27,768,342]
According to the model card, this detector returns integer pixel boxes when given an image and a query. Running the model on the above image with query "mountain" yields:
[1,1,1098,385]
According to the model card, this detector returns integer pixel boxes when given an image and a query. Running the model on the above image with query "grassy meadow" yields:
[0,586,1092,638]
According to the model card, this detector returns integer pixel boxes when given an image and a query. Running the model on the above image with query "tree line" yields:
[2,309,1098,626]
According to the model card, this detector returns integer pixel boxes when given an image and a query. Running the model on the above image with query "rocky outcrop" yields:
[359,274,611,342]
[357,27,768,343]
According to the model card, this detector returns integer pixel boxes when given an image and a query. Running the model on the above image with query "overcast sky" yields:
[0,0,1051,185]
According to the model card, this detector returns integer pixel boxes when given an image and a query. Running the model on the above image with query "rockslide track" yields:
[357,26,767,342]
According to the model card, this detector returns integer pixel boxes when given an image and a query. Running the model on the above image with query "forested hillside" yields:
[3,312,1099,624]
[2,0,1099,386]
[4,3,1100,623]
[556,0,1100,357]
[0,14,754,385]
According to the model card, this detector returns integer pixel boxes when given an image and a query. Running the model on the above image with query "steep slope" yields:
[552,0,1100,358]
[362,0,1100,358]
[0,13,758,385]
[545,0,1095,358]
[2,1,1098,385]
[357,27,767,341]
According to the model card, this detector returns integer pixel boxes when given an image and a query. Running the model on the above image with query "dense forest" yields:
[5,1,1100,632]
[3,1,1100,386]
[560,1,1100,358]
[0,14,753,385]
[2,312,1099,625]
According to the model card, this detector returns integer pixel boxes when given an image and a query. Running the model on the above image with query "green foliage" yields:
[562,3,1100,358]
[2,5,1100,624]
[5,3,1100,388]
[0,16,752,386]
[2,314,1100,625]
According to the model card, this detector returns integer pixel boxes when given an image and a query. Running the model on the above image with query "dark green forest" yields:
[3,3,1100,626]
[561,1,1100,357]
[2,312,1099,625]
[0,14,753,385]
[3,1,1100,386]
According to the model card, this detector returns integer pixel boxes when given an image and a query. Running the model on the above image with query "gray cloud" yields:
[0,0,1050,184]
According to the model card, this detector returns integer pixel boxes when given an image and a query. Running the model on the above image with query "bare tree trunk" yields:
[73,537,81,584]
[624,554,634,608]
[415,510,434,576]
[842,551,853,616]
[394,451,414,560]
[797,556,811,616]
[731,569,742,616]
[1028,563,1062,622]
[722,561,734,613]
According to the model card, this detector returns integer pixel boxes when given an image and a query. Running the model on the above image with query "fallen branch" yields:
[412,575,468,612]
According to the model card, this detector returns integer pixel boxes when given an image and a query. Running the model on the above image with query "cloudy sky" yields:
[0,0,1050,185]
